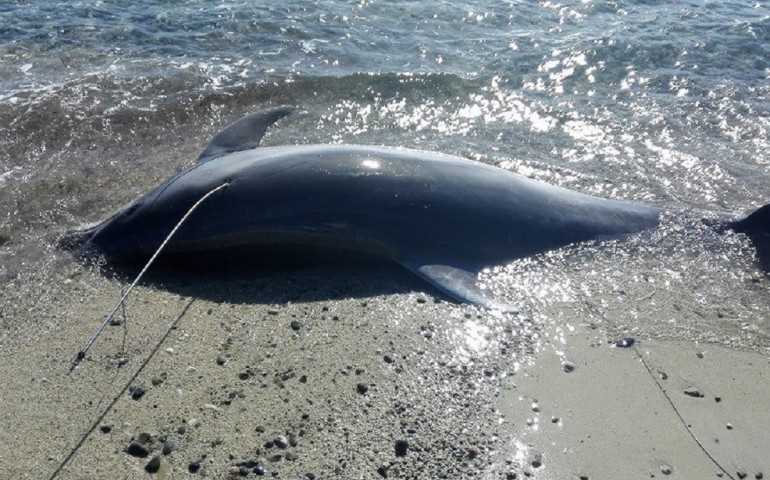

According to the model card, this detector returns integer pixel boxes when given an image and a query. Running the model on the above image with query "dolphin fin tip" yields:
[197,106,296,164]
[404,262,519,314]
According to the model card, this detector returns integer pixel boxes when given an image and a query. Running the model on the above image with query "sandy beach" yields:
[0,246,767,479]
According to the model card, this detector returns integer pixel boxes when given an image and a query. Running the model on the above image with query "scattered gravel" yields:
[684,387,704,398]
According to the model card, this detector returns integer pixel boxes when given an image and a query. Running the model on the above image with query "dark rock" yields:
[99,424,112,434]
[274,435,289,449]
[684,387,704,398]
[162,441,174,455]
[290,320,304,331]
[130,386,146,401]
[145,456,161,473]
[356,383,369,394]
[394,439,408,457]
[615,338,635,348]
[126,442,150,458]
[188,461,201,473]
[216,355,227,366]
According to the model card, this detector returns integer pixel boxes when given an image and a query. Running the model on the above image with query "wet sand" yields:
[0,262,534,479]
[0,253,767,479]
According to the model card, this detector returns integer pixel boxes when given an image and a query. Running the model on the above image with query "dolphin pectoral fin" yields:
[403,263,519,314]
[197,106,295,163]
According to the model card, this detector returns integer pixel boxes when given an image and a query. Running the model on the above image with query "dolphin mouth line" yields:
[58,220,104,251]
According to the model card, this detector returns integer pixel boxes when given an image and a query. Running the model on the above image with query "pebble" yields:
[377,464,389,477]
[394,439,409,457]
[726,423,733,430]
[188,460,201,473]
[290,320,304,331]
[162,441,174,456]
[383,355,394,364]
[145,456,161,473]
[562,361,575,373]
[129,385,146,401]
[274,435,289,449]
[215,355,227,366]
[99,424,112,434]
[110,357,128,367]
[357,383,369,394]
[615,337,635,348]
[126,442,150,458]
[660,463,673,475]
[684,387,704,398]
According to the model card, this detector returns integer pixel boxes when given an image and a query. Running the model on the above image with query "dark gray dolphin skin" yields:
[63,106,770,312]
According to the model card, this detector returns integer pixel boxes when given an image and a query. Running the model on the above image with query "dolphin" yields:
[62,106,770,312]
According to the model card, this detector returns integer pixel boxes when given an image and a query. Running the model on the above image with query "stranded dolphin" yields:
[62,106,770,312]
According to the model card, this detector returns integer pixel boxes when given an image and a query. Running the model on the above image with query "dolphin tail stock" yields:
[730,202,770,271]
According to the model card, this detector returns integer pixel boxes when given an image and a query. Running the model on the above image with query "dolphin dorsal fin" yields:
[197,106,295,163]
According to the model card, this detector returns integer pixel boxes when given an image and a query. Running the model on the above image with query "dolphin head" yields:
[60,196,170,263]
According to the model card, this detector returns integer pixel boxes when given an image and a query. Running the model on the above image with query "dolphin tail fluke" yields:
[730,203,770,271]
[401,261,519,313]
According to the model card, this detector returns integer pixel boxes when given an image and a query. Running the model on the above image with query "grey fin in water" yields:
[197,105,295,163]
[403,262,519,313]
